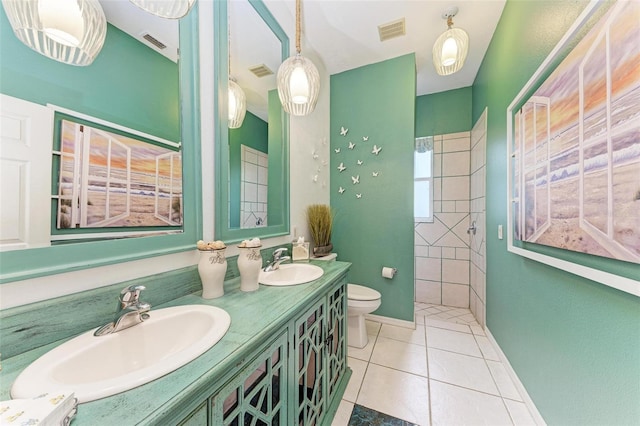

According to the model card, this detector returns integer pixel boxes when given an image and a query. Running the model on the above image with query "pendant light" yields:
[227,14,246,129]
[432,6,469,76]
[129,0,194,20]
[276,0,320,116]
[1,0,107,66]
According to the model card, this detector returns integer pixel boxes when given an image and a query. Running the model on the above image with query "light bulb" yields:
[38,0,84,47]
[290,65,310,104]
[441,36,458,67]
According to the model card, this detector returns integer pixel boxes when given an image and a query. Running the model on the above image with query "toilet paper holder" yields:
[382,267,398,279]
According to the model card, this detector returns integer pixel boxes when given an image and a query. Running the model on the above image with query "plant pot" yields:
[313,243,333,257]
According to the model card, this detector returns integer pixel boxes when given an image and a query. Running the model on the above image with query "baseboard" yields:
[485,327,547,426]
[365,313,415,329]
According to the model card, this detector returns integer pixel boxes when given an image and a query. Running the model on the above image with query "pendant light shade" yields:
[432,7,469,76]
[277,53,320,116]
[129,0,195,19]
[276,0,320,116]
[228,79,247,129]
[1,0,106,66]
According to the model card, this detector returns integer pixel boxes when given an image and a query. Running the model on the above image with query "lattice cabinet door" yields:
[292,299,327,426]
[325,282,347,404]
[211,333,288,426]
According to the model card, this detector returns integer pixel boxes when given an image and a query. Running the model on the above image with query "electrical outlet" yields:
[498,225,503,240]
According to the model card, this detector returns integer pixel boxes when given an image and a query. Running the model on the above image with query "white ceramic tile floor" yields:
[332,303,538,426]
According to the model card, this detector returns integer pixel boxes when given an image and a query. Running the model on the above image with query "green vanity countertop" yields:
[0,260,351,424]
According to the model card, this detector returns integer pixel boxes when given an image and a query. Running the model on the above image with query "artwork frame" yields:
[50,105,184,241]
[506,0,639,297]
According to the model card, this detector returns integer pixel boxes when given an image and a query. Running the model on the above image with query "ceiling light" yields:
[276,0,320,116]
[432,6,469,76]
[129,0,195,19]
[1,0,107,66]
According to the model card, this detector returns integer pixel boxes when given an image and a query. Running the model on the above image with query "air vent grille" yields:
[142,33,167,50]
[378,18,406,42]
[249,64,274,78]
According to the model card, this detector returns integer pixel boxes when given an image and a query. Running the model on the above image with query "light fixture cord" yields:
[228,12,231,77]
[296,0,301,54]
[447,16,453,29]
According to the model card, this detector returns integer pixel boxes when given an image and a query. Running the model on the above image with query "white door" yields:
[0,95,53,251]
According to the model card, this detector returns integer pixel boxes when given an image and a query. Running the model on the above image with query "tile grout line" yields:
[424,316,433,426]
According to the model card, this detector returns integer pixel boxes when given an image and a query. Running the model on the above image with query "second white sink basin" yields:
[259,263,324,286]
[11,305,231,403]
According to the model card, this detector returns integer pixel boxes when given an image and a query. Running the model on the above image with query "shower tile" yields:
[455,200,470,213]
[442,151,470,176]
[442,283,469,308]
[456,248,470,260]
[441,201,456,212]
[416,257,441,282]
[415,280,441,305]
[425,318,471,334]
[442,259,469,285]
[441,247,456,259]
[442,176,469,201]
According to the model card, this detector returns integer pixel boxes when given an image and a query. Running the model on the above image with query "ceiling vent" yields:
[141,32,167,50]
[249,64,274,78]
[378,18,406,42]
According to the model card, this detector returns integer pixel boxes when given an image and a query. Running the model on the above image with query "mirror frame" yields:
[0,6,202,283]
[213,0,290,243]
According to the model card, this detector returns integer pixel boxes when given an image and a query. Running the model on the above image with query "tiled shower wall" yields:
[415,132,471,308]
[470,111,488,326]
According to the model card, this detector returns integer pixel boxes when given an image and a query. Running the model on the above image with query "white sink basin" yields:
[11,305,231,403]
[259,263,324,286]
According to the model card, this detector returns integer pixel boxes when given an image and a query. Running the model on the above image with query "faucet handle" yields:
[120,285,146,303]
[273,248,288,260]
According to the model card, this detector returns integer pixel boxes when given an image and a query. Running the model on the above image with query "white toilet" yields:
[347,284,381,348]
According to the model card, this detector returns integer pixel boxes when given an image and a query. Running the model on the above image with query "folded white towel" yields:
[0,391,77,426]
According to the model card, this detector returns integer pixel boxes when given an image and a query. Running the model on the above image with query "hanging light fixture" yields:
[432,6,469,76]
[227,13,246,129]
[276,0,320,116]
[228,78,246,129]
[129,0,194,20]
[1,0,107,66]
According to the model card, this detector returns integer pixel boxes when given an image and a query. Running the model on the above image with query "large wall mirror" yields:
[214,0,290,243]
[0,3,201,283]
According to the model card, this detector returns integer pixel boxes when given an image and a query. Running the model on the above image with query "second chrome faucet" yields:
[94,285,151,336]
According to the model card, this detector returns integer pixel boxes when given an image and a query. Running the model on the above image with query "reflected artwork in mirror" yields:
[215,0,290,242]
[0,2,201,283]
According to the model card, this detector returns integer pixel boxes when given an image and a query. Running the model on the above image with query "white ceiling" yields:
[102,0,506,107]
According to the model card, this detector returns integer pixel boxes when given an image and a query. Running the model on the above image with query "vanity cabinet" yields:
[176,277,347,426]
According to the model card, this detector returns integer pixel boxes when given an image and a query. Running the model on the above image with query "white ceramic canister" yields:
[198,248,227,298]
[237,246,262,292]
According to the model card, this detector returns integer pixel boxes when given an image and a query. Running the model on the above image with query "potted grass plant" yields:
[306,204,333,257]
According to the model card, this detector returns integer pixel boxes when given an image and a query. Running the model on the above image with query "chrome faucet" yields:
[94,285,151,336]
[263,248,291,272]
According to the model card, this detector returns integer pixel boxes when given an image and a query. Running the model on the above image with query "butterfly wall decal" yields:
[340,126,348,136]
[356,194,362,199]
[371,145,382,155]
[338,187,345,194]
[362,136,369,141]
[357,160,363,165]
[372,171,379,177]
[348,142,356,150]
[338,162,346,172]
[351,175,360,184]
[334,148,341,154]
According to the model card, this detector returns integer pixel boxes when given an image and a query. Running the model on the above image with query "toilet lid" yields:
[348,284,381,301]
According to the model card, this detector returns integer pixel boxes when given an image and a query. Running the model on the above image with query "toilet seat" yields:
[348,284,381,301]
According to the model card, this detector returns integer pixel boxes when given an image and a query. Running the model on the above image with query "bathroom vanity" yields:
[0,260,351,425]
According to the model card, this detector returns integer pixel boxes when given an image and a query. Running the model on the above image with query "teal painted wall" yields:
[0,10,179,142]
[415,86,472,137]
[472,1,640,424]
[229,111,268,228]
[267,89,285,227]
[330,54,416,321]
